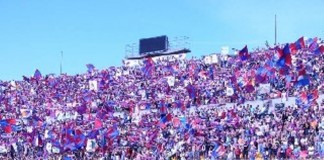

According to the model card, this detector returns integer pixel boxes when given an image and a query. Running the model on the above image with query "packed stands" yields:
[0,37,324,159]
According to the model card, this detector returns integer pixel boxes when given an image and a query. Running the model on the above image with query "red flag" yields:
[289,43,297,54]
[4,126,12,133]
[94,119,103,130]
[275,46,283,58]
[160,105,167,114]
[298,67,306,76]
[312,89,319,100]
[317,45,324,54]
[7,119,16,125]
[172,117,180,127]
[166,113,172,122]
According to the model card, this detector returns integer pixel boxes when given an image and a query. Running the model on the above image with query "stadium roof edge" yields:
[126,48,191,60]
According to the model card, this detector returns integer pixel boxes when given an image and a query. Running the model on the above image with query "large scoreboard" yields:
[139,35,169,55]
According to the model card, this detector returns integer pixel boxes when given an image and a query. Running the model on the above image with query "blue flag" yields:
[34,69,42,80]
[86,64,95,72]
[239,45,249,61]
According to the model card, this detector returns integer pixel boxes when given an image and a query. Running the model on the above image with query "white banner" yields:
[46,143,52,154]
[184,80,190,87]
[139,90,146,100]
[166,76,175,87]
[10,81,16,90]
[0,145,7,153]
[221,46,229,55]
[203,56,212,64]
[86,139,97,152]
[89,80,98,91]
[211,54,219,64]
[258,83,271,94]
[226,87,234,96]
[52,146,60,154]
[123,59,141,67]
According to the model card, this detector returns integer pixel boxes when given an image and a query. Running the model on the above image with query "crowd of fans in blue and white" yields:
[0,37,324,159]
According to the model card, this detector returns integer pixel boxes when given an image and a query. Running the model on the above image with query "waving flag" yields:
[72,130,85,149]
[255,67,268,83]
[239,45,249,61]
[159,102,168,114]
[6,119,16,125]
[160,114,167,124]
[282,44,292,66]
[256,67,267,76]
[0,119,18,133]
[212,144,220,157]
[290,43,297,54]
[4,126,13,133]
[166,113,173,122]
[188,63,196,77]
[314,45,324,55]
[172,117,181,127]
[296,75,310,87]
[308,37,318,52]
[186,84,196,99]
[94,119,103,130]
[277,44,292,67]
[295,36,305,50]
[145,103,151,110]
[142,57,155,77]
[77,103,87,115]
[164,65,174,74]
[86,64,95,73]
[160,113,172,124]
[296,90,319,108]
[308,89,319,102]
[208,65,215,80]
[307,37,318,45]
[237,76,246,88]
[34,69,42,80]
[107,125,119,139]
[173,100,183,109]
[296,91,308,104]
[164,64,179,75]
[275,46,284,59]
[295,64,309,87]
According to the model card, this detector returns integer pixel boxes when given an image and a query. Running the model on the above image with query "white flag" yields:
[89,80,98,91]
[167,76,175,87]
[139,89,146,100]
[226,87,234,96]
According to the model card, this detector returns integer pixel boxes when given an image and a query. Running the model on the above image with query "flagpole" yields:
[275,14,277,45]
[60,51,63,75]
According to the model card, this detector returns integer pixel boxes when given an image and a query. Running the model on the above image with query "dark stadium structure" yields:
[139,35,169,55]
[127,48,191,60]
[127,35,191,60]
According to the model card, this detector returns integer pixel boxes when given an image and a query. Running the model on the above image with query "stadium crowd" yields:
[0,37,324,159]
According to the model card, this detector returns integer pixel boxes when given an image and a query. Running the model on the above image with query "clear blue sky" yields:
[0,0,323,81]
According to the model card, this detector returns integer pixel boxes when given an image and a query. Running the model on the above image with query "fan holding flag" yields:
[239,45,249,61]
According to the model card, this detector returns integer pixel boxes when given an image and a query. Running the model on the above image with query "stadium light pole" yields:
[60,51,63,75]
[275,14,277,45]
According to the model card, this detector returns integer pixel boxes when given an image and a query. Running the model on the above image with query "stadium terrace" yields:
[0,37,324,159]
